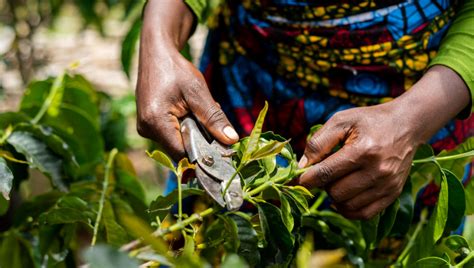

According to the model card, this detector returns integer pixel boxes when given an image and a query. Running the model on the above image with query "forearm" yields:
[142,0,195,51]
[392,65,470,144]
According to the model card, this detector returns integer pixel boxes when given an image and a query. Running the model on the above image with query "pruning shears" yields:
[180,116,243,211]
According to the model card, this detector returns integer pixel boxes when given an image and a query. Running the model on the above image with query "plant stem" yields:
[395,209,428,263]
[310,192,327,213]
[31,72,65,125]
[246,167,310,197]
[455,251,474,267]
[177,171,182,223]
[153,207,214,237]
[223,165,243,196]
[91,148,118,246]
[412,150,474,164]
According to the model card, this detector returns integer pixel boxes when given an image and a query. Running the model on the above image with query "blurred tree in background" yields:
[0,0,145,83]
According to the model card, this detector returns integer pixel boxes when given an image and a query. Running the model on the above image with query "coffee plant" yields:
[0,71,473,267]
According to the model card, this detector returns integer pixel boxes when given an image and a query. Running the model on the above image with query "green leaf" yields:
[0,195,8,216]
[444,169,465,232]
[120,214,169,256]
[438,137,474,179]
[257,202,294,266]
[279,193,294,232]
[465,177,474,215]
[7,131,67,191]
[121,17,141,78]
[414,257,450,268]
[442,235,471,252]
[13,191,64,226]
[148,188,203,221]
[0,230,35,268]
[282,187,310,213]
[361,214,380,251]
[249,140,289,161]
[21,104,104,175]
[229,214,261,266]
[14,123,79,175]
[102,201,129,246]
[147,150,176,173]
[222,254,249,268]
[40,207,93,226]
[307,124,323,141]
[241,101,268,163]
[390,180,415,236]
[0,112,30,130]
[177,157,195,177]
[84,244,140,268]
[0,157,13,200]
[433,170,449,242]
[376,198,400,244]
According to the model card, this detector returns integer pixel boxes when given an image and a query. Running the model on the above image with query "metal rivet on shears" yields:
[202,155,214,166]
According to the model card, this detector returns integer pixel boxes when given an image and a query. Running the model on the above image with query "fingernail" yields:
[298,155,308,169]
[223,126,239,141]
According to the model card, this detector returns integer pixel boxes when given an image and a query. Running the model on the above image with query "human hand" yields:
[136,0,238,160]
[297,103,419,220]
[297,65,470,220]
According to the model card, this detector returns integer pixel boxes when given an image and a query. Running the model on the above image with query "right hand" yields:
[136,46,239,160]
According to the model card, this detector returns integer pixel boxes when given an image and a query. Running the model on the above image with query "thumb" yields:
[299,117,349,168]
[184,85,239,145]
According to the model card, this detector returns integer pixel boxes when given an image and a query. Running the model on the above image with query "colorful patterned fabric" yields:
[189,0,474,208]
[200,0,474,155]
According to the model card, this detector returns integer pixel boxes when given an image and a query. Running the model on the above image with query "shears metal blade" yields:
[180,116,243,211]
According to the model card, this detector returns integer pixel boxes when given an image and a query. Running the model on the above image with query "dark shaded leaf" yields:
[390,179,414,236]
[257,202,294,266]
[444,169,465,232]
[148,188,203,221]
[7,131,66,191]
[121,17,141,78]
[376,198,400,244]
[229,213,261,266]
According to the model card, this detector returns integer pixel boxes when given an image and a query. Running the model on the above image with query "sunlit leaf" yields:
[249,140,289,161]
[147,150,175,173]
[241,102,268,164]
[414,257,450,268]
[0,157,13,200]
[222,253,249,268]
[177,158,195,178]
[279,193,294,232]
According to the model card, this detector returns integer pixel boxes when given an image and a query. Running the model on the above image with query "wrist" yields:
[391,65,470,144]
[142,0,195,50]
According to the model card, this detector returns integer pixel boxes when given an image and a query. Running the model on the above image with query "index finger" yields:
[297,145,361,189]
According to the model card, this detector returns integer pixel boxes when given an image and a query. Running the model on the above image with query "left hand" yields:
[296,65,470,220]
[297,103,419,220]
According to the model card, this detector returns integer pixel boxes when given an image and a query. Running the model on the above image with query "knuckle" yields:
[204,105,226,126]
[307,137,325,155]
[328,188,344,203]
[316,163,334,186]
[359,210,375,221]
